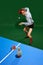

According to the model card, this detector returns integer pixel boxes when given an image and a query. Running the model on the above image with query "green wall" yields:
[0,0,43,49]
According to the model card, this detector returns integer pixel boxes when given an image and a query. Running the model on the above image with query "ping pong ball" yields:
[18,17,20,19]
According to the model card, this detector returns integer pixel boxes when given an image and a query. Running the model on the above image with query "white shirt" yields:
[23,7,34,26]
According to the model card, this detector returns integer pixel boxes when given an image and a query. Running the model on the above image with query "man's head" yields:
[18,47,20,51]
[19,9,26,15]
[18,7,29,15]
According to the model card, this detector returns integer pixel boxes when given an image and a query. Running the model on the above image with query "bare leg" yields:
[23,27,29,38]
[27,28,32,38]
[27,28,33,44]
[23,27,28,33]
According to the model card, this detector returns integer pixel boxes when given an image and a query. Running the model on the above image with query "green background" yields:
[0,0,43,49]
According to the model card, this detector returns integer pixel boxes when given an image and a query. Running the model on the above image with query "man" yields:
[15,47,22,58]
[19,7,34,44]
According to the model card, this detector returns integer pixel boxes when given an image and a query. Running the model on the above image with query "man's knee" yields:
[23,27,26,32]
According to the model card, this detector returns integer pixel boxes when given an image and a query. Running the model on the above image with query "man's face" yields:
[21,10,26,15]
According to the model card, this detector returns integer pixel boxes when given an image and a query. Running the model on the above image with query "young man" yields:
[19,7,34,44]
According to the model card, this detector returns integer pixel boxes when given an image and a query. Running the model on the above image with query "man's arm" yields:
[19,22,30,26]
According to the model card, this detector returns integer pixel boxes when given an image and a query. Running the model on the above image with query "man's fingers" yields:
[19,23,21,25]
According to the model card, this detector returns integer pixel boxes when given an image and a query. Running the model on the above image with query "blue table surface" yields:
[0,37,43,65]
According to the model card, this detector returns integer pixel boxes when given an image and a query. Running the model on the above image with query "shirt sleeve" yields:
[22,22,30,26]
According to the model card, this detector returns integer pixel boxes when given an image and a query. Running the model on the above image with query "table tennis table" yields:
[0,37,43,65]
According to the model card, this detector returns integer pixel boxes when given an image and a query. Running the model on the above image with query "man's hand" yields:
[19,22,24,25]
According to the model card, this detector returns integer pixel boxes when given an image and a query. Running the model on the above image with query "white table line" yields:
[0,43,21,64]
